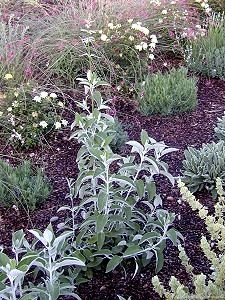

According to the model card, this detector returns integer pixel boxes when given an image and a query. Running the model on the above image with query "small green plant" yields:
[214,111,225,141]
[185,12,225,78]
[182,141,225,197]
[58,70,181,280]
[0,225,84,299]
[110,118,128,152]
[0,74,68,148]
[137,67,198,116]
[0,159,51,211]
[152,178,225,300]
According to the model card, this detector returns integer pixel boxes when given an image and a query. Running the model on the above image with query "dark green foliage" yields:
[186,14,225,78]
[110,119,128,152]
[0,159,51,211]
[137,67,198,116]
[182,141,225,197]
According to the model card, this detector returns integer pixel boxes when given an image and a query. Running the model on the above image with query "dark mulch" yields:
[0,76,225,299]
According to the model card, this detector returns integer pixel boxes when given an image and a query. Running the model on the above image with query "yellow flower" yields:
[4,73,13,80]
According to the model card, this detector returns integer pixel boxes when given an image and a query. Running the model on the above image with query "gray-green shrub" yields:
[0,159,51,211]
[110,118,128,152]
[214,111,225,141]
[185,13,225,79]
[182,141,225,197]
[137,67,198,116]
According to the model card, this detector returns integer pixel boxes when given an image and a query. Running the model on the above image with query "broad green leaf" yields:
[146,181,156,201]
[136,179,145,198]
[97,192,107,213]
[96,214,108,233]
[166,229,178,245]
[123,245,141,258]
[106,255,123,273]
[155,249,164,273]
[97,232,105,250]
[0,253,10,267]
[139,232,161,244]
[140,130,149,146]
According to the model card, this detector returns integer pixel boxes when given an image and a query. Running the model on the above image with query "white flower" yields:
[57,101,64,108]
[55,121,61,129]
[108,23,114,29]
[162,9,168,15]
[49,93,57,99]
[135,44,143,51]
[39,121,48,128]
[33,96,42,103]
[32,111,38,118]
[140,27,149,35]
[0,111,3,116]
[100,34,108,41]
[12,101,19,107]
[149,42,156,49]
[7,107,12,112]
[127,19,133,23]
[141,42,148,50]
[150,34,158,43]
[128,35,134,41]
[61,119,68,126]
[149,54,155,60]
[40,91,48,98]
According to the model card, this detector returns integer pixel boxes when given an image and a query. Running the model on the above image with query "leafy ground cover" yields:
[0,0,225,299]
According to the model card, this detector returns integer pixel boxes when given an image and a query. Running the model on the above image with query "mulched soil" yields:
[0,75,225,299]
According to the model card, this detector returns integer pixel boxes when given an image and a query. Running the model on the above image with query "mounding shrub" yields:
[137,67,198,116]
[0,159,51,211]
[110,118,128,152]
[185,12,225,79]
[182,141,225,197]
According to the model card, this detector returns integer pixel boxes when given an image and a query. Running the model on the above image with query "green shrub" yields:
[110,118,128,152]
[182,141,225,197]
[185,13,225,78]
[214,111,225,141]
[137,67,198,116]
[0,159,51,211]
[152,178,225,300]
[0,74,67,148]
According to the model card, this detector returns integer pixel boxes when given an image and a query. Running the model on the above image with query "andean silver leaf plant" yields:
[58,70,182,279]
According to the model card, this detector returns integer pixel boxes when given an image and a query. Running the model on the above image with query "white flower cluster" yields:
[33,91,57,103]
[134,34,158,60]
[195,0,212,14]
[131,22,149,36]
